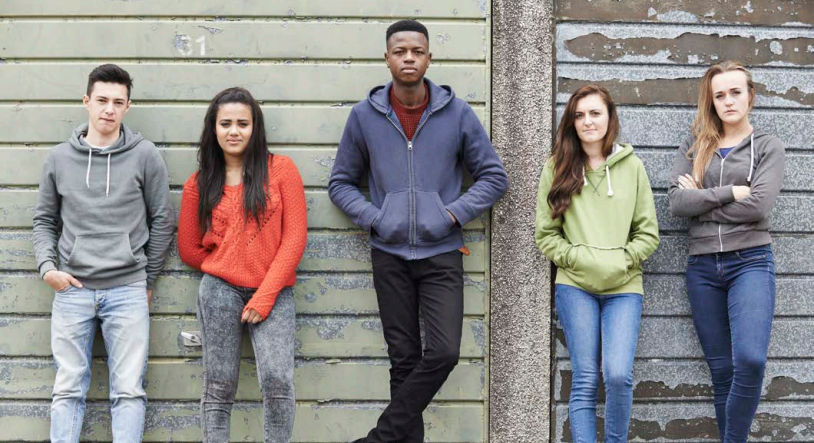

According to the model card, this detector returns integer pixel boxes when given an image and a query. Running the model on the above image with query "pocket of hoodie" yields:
[372,192,409,244]
[66,232,138,272]
[415,191,454,244]
[567,246,629,293]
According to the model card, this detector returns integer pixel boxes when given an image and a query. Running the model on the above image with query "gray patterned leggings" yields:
[197,274,296,443]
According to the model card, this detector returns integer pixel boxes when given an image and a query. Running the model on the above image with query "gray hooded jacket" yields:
[668,130,786,255]
[32,123,174,289]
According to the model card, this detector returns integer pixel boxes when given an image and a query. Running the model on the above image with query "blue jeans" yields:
[686,245,775,443]
[555,284,642,443]
[50,280,150,443]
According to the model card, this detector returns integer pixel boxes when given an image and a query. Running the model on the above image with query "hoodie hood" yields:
[69,123,144,196]
[367,78,455,115]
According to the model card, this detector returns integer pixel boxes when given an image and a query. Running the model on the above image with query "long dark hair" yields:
[197,87,272,232]
[547,84,620,219]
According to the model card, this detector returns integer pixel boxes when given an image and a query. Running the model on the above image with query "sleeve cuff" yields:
[715,185,735,206]
[445,200,476,228]
[624,249,635,269]
[358,204,381,232]
[39,261,57,279]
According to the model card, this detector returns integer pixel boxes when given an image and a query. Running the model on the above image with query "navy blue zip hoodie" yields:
[329,78,508,260]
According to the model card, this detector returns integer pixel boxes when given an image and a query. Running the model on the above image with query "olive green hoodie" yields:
[535,144,660,295]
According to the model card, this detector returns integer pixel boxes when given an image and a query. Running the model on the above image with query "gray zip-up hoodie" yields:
[32,123,174,289]
[668,130,786,255]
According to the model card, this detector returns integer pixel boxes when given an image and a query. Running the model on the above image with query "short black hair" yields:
[86,64,133,99]
[386,20,429,46]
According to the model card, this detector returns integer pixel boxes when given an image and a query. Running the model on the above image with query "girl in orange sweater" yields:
[178,87,307,443]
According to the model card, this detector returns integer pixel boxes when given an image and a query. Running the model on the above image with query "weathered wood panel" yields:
[5,231,813,277]
[3,0,488,18]
[557,65,814,108]
[555,318,814,359]
[0,231,489,272]
[0,189,485,230]
[7,187,812,234]
[0,21,487,60]
[0,104,486,144]
[557,23,814,67]
[554,403,814,442]
[0,146,478,189]
[0,402,484,442]
[0,272,488,316]
[0,358,485,401]
[0,63,487,103]
[556,0,813,26]
[555,359,814,402]
[0,316,487,358]
[0,1,492,441]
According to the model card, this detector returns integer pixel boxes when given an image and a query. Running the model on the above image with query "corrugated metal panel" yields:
[554,1,813,441]
[0,1,491,441]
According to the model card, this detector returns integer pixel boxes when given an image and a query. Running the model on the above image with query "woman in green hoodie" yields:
[535,85,659,442]
[668,61,785,443]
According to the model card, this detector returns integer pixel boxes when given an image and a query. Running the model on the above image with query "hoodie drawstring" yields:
[85,149,92,189]
[106,153,111,197]
[746,133,755,183]
[85,150,113,196]
[583,167,588,186]
[605,164,614,196]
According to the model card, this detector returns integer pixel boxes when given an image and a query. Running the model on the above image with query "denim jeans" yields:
[555,284,642,443]
[50,280,150,443]
[686,244,775,443]
[197,274,296,443]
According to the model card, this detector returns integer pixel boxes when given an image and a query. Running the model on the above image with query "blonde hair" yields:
[689,60,755,185]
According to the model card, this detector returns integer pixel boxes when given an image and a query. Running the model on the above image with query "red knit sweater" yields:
[390,83,429,141]
[177,155,307,320]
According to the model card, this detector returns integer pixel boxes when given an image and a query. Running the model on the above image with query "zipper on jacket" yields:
[385,111,431,259]
[718,155,726,252]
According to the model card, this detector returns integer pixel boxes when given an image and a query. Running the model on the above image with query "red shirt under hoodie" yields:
[390,83,429,140]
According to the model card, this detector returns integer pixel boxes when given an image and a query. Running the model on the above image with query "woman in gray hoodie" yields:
[668,60,786,443]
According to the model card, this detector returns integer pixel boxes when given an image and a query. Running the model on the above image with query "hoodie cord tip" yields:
[605,164,614,197]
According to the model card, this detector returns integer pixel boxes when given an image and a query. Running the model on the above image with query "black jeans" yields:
[357,248,464,443]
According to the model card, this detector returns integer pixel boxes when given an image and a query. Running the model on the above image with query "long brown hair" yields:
[547,85,620,219]
[689,60,755,185]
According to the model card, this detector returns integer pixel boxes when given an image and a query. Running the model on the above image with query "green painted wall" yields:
[0,1,491,441]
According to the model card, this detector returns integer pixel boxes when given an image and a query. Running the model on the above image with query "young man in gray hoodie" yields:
[32,64,174,443]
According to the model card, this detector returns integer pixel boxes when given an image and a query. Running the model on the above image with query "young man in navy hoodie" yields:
[329,20,508,443]
[32,64,174,442]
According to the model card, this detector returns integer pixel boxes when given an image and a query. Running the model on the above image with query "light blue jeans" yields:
[555,284,642,443]
[50,280,150,443]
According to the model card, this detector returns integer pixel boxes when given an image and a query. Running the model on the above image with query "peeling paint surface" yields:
[554,1,814,440]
